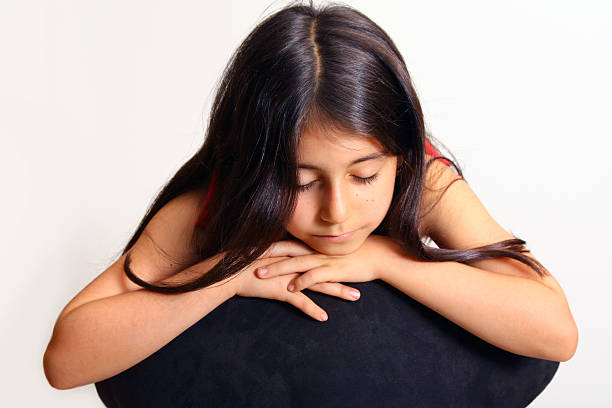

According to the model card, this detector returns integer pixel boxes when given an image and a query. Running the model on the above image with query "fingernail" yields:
[320,312,328,321]
[350,290,360,299]
[287,284,295,292]
[257,268,268,276]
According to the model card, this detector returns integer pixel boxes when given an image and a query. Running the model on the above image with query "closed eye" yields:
[353,173,378,184]
[298,173,379,192]
[298,181,316,192]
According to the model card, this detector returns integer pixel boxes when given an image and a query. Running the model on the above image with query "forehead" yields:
[297,124,386,160]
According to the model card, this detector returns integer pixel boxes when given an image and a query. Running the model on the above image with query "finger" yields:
[260,240,315,259]
[255,254,325,279]
[308,282,361,301]
[283,291,328,322]
[287,265,335,293]
[252,256,290,269]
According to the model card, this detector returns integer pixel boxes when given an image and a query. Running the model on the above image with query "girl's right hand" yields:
[232,240,361,322]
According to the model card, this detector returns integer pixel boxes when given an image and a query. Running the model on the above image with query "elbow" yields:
[43,343,79,390]
[548,321,579,362]
[557,322,579,362]
[43,346,69,390]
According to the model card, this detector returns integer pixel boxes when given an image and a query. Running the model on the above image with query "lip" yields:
[313,230,358,242]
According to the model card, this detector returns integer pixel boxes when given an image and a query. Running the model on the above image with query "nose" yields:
[319,181,351,225]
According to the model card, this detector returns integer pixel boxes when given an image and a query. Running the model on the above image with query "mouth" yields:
[313,230,358,242]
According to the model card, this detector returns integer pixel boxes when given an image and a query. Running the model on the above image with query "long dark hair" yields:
[122,1,548,293]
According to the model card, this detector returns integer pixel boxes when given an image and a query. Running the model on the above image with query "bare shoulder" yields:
[419,154,463,237]
[421,153,519,245]
[143,186,208,265]
[420,154,511,250]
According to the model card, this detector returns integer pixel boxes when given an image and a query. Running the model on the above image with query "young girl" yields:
[44,1,577,405]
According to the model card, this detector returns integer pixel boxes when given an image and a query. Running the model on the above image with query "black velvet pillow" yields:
[95,279,559,407]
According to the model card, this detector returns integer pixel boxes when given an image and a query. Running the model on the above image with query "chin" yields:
[306,240,364,256]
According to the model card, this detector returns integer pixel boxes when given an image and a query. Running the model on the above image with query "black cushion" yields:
[95,279,559,407]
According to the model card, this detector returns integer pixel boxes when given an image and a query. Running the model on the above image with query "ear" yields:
[396,155,404,173]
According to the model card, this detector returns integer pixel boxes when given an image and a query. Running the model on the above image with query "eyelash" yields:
[298,173,379,192]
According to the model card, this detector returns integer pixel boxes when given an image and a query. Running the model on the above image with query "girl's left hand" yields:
[255,234,401,294]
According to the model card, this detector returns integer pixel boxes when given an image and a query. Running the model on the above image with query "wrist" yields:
[374,237,423,282]
[203,274,240,302]
[366,235,400,281]
[221,272,242,298]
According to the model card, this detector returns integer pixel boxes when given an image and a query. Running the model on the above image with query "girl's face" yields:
[285,125,398,255]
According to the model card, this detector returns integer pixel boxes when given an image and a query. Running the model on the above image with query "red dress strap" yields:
[194,173,217,227]
[424,139,451,167]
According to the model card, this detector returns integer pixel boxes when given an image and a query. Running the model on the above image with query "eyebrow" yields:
[298,152,386,170]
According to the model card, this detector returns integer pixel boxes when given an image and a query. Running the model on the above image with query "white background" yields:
[1,0,610,406]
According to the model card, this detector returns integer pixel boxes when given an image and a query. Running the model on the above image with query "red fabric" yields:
[424,139,451,167]
[195,140,450,226]
[194,173,217,227]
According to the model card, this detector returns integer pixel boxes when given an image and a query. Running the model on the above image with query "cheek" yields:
[359,194,390,224]
[381,178,396,211]
[360,175,395,220]
[285,197,314,234]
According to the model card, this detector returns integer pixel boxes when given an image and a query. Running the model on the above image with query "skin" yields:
[284,124,398,256]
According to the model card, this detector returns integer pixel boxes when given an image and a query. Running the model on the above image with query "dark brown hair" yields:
[122,1,548,293]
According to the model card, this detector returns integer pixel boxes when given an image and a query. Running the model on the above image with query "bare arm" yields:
[43,257,237,389]
[381,256,576,361]
[401,158,578,361]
